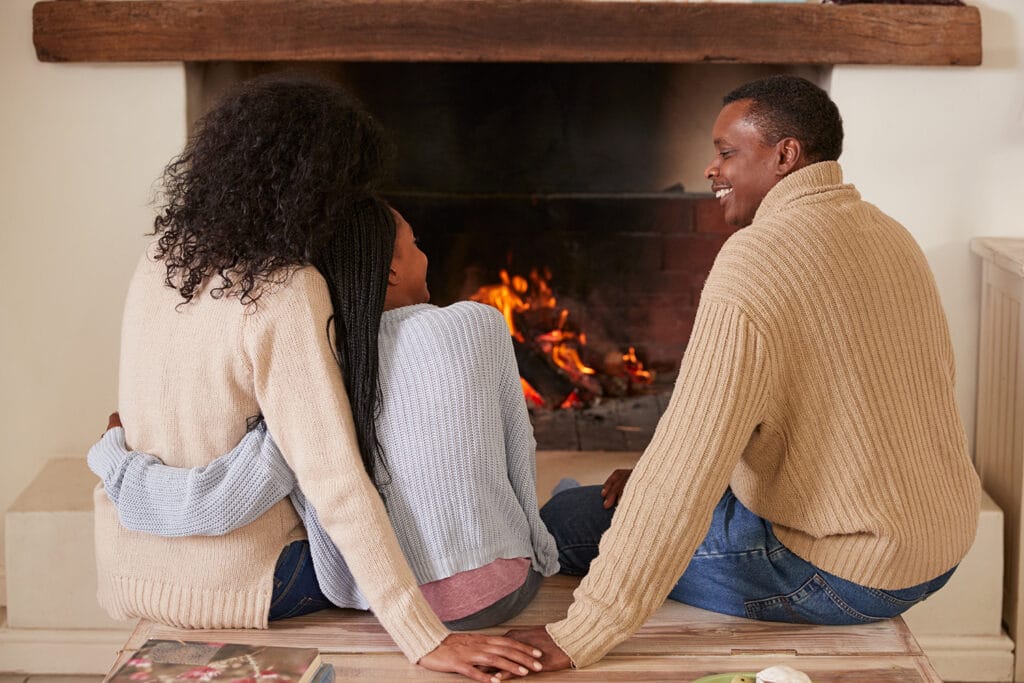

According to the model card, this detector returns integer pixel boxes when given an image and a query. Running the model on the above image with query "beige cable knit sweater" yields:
[95,249,449,662]
[547,162,981,667]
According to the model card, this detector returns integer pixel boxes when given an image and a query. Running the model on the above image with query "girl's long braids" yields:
[313,197,396,490]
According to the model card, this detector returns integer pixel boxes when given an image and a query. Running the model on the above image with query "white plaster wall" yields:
[0,0,185,602]
[830,0,1024,449]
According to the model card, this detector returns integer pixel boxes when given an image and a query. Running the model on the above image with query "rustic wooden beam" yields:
[33,1,982,66]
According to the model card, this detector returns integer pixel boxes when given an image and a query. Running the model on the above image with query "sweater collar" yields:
[752,161,852,224]
[381,303,435,325]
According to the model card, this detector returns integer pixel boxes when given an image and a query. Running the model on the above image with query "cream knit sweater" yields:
[547,162,981,667]
[95,248,449,662]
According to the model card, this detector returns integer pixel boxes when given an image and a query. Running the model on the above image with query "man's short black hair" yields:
[723,75,843,163]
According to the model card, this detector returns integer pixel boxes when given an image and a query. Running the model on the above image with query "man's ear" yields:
[776,137,803,176]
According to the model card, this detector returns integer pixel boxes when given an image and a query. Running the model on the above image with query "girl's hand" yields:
[502,627,572,672]
[418,633,544,682]
[601,468,633,509]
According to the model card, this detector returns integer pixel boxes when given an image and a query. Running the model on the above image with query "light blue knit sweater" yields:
[88,301,559,610]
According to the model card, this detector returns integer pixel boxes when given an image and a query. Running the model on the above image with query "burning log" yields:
[513,339,575,409]
[471,265,651,410]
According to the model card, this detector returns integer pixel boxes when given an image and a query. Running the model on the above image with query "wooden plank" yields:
[111,575,938,681]
[34,1,982,66]
[110,647,940,683]
[127,576,923,658]
[317,653,941,682]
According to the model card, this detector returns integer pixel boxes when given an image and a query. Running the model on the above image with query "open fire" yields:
[471,267,653,410]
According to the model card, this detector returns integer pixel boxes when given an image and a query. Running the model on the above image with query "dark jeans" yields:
[541,485,955,624]
[269,541,332,621]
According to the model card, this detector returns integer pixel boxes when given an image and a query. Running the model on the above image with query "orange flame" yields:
[521,378,545,408]
[622,346,653,385]
[471,267,598,407]
[559,389,586,410]
[471,269,530,341]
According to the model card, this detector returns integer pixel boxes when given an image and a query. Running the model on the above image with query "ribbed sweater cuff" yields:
[87,427,132,496]
[376,588,450,663]
[100,574,272,630]
[546,604,626,669]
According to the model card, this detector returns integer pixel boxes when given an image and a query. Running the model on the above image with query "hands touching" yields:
[601,468,633,509]
[502,627,572,673]
[418,633,544,682]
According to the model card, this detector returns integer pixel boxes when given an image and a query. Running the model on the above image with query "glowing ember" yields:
[470,270,529,342]
[521,378,545,408]
[471,266,653,409]
[622,346,653,385]
[559,389,586,410]
[535,309,597,382]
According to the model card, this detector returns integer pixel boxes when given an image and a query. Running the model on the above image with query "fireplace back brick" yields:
[396,194,737,373]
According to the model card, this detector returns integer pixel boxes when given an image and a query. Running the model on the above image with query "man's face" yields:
[704,99,785,228]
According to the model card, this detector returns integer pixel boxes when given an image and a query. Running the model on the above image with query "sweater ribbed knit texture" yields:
[96,250,449,662]
[546,162,981,668]
[89,423,295,538]
[90,302,558,609]
[376,303,559,584]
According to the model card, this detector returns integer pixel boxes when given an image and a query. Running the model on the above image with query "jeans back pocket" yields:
[744,574,882,625]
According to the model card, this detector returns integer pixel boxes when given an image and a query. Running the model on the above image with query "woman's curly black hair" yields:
[153,73,393,305]
[152,73,396,488]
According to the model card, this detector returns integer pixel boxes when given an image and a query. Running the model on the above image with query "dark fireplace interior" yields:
[189,61,820,449]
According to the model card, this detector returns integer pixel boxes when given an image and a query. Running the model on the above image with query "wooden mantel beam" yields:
[33,1,982,66]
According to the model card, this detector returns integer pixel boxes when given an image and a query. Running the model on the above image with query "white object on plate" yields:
[756,664,812,683]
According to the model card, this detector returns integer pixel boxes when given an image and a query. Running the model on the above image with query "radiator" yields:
[973,237,1024,680]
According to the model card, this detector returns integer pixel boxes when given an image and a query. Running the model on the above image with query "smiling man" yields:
[508,75,982,671]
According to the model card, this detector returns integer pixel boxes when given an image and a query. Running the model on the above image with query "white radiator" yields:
[973,237,1024,681]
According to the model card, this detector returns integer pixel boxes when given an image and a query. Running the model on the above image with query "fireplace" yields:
[190,60,813,449]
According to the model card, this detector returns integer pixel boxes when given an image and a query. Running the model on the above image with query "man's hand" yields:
[418,633,544,682]
[502,627,572,673]
[601,468,633,509]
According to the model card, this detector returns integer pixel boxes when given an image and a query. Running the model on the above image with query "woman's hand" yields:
[502,627,572,672]
[601,468,633,509]
[106,412,122,432]
[418,633,544,682]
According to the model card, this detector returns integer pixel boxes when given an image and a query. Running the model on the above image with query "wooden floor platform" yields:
[106,576,941,682]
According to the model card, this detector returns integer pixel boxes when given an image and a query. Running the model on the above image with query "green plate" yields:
[691,675,756,683]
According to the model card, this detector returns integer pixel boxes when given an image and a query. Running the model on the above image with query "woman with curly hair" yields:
[93,74,548,682]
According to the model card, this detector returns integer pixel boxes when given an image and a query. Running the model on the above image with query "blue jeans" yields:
[540,486,955,624]
[269,541,333,621]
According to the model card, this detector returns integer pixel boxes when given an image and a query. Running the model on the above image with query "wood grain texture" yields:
[107,575,941,682]
[34,1,982,66]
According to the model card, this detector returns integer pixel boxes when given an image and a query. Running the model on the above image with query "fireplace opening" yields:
[188,61,825,449]
[391,190,734,450]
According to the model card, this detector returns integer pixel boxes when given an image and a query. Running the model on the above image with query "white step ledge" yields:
[917,633,1015,682]
[0,609,131,675]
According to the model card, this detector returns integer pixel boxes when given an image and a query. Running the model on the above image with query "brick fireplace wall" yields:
[396,194,737,375]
